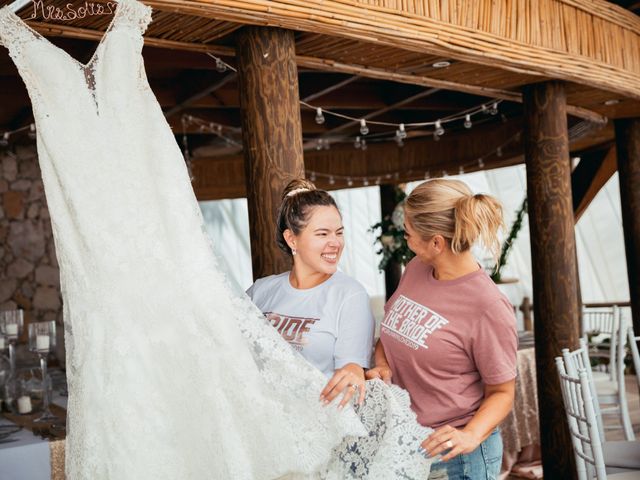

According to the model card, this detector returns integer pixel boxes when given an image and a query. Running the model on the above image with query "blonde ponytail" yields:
[405,179,504,258]
[453,194,504,259]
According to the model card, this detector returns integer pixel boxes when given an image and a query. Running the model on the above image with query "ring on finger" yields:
[444,440,453,449]
[351,384,358,391]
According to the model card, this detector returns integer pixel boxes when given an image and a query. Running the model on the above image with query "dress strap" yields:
[0,6,38,52]
[114,0,153,35]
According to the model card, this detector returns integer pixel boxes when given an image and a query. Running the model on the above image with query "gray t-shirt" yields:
[247,271,375,378]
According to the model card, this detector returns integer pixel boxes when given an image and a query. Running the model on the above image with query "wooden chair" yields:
[582,306,620,384]
[629,325,640,393]
[555,359,640,480]
[562,317,635,441]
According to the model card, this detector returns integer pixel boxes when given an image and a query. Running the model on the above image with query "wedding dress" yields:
[0,1,433,478]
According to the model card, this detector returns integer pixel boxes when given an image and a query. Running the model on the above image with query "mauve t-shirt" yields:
[380,257,517,429]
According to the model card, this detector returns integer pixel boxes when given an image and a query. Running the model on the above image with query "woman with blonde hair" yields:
[367,178,517,479]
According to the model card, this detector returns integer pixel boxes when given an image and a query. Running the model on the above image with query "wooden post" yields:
[523,81,579,480]
[379,184,402,299]
[614,118,640,335]
[519,296,533,331]
[236,27,304,280]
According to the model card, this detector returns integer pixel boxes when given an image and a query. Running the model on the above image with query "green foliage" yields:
[370,187,415,271]
[490,197,528,283]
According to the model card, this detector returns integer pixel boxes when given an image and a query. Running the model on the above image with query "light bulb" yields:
[396,123,407,139]
[316,139,323,151]
[375,177,381,185]
[489,102,499,115]
[354,136,362,149]
[28,124,36,140]
[464,114,472,129]
[215,58,227,73]
[458,166,464,175]
[359,119,369,135]
[315,108,325,125]
[496,146,503,157]
[361,139,367,151]
[424,171,430,180]
[478,158,485,168]
[347,178,353,187]
[329,176,335,185]
[363,178,369,186]
[435,120,444,136]
[0,132,8,147]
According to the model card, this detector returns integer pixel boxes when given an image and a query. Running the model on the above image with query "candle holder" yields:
[28,321,57,423]
[0,310,24,378]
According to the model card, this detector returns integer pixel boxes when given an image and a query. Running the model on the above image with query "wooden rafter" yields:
[572,146,618,222]
[23,21,608,124]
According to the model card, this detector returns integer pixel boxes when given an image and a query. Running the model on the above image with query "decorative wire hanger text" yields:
[30,0,117,21]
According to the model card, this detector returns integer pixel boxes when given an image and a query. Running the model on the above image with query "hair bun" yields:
[281,178,317,201]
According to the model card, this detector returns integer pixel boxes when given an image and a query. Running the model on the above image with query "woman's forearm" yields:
[462,381,515,443]
[373,339,389,367]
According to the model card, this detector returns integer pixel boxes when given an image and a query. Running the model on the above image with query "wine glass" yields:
[28,321,57,422]
[0,310,23,377]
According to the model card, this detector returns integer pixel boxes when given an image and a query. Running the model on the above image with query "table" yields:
[500,346,543,479]
[0,393,67,480]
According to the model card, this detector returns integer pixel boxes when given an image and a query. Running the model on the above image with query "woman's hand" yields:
[421,425,482,462]
[364,365,392,384]
[320,363,365,408]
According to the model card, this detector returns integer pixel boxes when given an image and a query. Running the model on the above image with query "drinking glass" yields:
[28,321,57,422]
[0,310,24,376]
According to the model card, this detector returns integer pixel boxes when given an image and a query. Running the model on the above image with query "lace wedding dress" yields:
[0,1,433,478]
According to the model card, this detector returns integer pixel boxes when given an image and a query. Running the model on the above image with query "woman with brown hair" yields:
[367,178,517,480]
[247,178,375,407]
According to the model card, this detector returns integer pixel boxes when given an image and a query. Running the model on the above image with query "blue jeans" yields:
[427,429,503,480]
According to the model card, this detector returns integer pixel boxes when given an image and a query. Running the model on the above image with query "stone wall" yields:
[1,145,62,350]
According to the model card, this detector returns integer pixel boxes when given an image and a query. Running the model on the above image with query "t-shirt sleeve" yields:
[245,282,256,300]
[334,290,375,370]
[471,298,518,385]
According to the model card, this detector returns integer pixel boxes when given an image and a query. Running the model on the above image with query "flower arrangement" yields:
[370,187,415,271]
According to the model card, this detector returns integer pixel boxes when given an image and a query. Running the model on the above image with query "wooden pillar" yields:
[379,184,402,299]
[614,118,640,334]
[523,81,579,480]
[236,27,304,280]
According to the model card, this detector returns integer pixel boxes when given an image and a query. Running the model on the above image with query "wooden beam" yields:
[25,21,607,124]
[615,118,640,334]
[572,146,617,222]
[523,81,579,480]
[379,184,402,300]
[163,72,237,119]
[236,26,304,279]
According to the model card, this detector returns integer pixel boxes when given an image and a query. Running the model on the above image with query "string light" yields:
[361,139,367,151]
[304,132,519,187]
[434,120,445,136]
[215,58,227,73]
[354,136,362,149]
[315,108,325,125]
[0,133,8,147]
[28,124,36,140]
[359,119,369,135]
[489,102,499,115]
[496,146,503,157]
[396,123,407,140]
[464,114,472,129]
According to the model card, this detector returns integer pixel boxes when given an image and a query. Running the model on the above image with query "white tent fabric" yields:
[199,164,629,329]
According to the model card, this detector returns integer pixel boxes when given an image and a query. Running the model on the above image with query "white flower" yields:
[380,234,395,248]
[391,202,405,229]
